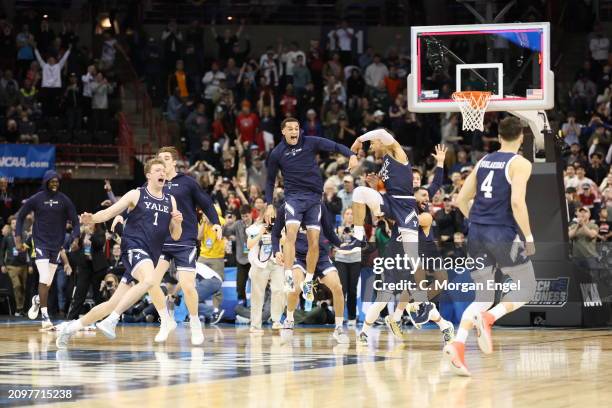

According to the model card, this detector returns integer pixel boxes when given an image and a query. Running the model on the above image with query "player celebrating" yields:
[79,159,183,340]
[56,215,130,348]
[271,203,354,344]
[148,147,221,346]
[264,117,358,305]
[443,117,537,376]
[15,170,80,329]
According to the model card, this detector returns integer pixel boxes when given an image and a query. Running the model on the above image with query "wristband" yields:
[525,234,534,243]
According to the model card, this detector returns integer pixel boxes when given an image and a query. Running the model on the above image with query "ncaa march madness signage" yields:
[0,144,55,179]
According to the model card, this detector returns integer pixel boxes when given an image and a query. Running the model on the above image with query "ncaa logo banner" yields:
[0,144,55,179]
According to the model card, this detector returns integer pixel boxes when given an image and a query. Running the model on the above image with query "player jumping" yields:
[264,117,358,307]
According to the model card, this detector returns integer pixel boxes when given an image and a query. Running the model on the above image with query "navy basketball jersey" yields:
[469,152,519,228]
[378,154,414,196]
[122,187,173,262]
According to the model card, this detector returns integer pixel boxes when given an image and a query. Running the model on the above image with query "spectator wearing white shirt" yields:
[81,65,97,121]
[281,42,306,83]
[100,31,119,70]
[35,44,71,116]
[246,220,284,333]
[202,61,226,113]
[589,25,610,66]
[90,72,114,134]
[333,20,354,65]
[259,47,279,88]
[364,54,388,89]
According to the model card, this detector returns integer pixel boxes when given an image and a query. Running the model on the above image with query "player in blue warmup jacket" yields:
[443,116,537,377]
[271,202,354,344]
[15,170,80,329]
[148,147,221,346]
[264,117,358,305]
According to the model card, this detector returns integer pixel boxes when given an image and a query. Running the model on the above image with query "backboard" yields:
[407,22,553,113]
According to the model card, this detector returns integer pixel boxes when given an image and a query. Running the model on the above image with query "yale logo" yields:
[44,200,59,207]
[145,201,170,213]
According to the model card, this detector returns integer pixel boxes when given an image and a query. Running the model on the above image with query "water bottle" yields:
[335,214,342,228]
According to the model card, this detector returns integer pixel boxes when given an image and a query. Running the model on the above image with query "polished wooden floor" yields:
[0,320,611,408]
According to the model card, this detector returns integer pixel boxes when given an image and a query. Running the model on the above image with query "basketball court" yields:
[1,322,611,407]
[1,5,610,408]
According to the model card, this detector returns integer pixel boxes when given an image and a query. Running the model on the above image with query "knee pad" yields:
[35,260,57,286]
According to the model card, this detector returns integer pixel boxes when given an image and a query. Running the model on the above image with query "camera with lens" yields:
[265,218,275,233]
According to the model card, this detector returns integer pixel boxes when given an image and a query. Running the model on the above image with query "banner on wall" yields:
[0,144,55,179]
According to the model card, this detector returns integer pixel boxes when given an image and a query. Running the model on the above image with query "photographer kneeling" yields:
[246,217,284,333]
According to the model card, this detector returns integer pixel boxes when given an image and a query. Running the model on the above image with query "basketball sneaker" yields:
[210,309,225,325]
[442,325,455,347]
[280,319,294,344]
[357,331,368,345]
[284,270,295,293]
[190,318,204,346]
[272,321,283,330]
[443,342,470,377]
[347,320,357,328]
[408,302,436,329]
[96,316,119,339]
[249,326,264,335]
[333,326,350,344]
[384,316,404,341]
[28,295,40,320]
[474,311,495,354]
[302,280,315,302]
[41,312,53,330]
[154,319,178,343]
[56,323,75,349]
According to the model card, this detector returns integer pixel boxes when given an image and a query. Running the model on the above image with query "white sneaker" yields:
[96,317,118,339]
[332,326,350,344]
[272,321,283,330]
[280,320,294,344]
[56,323,75,349]
[28,295,40,320]
[347,320,357,328]
[41,318,54,331]
[250,326,264,335]
[154,319,178,343]
[190,320,204,346]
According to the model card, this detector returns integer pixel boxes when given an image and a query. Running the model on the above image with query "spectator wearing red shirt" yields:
[384,65,402,100]
[280,84,298,118]
[578,182,598,210]
[236,100,262,149]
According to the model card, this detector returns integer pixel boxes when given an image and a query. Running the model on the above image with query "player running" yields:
[78,159,183,341]
[443,117,537,376]
[264,117,358,308]
[147,147,221,346]
[15,170,80,329]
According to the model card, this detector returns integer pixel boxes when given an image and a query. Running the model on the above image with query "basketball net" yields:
[452,91,492,132]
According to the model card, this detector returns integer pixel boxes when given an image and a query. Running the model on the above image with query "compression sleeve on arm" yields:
[357,128,396,146]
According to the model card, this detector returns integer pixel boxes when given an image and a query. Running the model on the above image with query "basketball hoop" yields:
[452,91,492,132]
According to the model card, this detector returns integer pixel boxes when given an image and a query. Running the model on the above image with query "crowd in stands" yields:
[0,9,610,322]
[0,13,121,145]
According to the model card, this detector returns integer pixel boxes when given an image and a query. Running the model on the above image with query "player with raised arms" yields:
[443,116,537,376]
[76,158,183,340]
[264,117,358,306]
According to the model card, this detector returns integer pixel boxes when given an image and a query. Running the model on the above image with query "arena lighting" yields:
[227,16,233,21]
[43,14,48,19]
[100,17,112,28]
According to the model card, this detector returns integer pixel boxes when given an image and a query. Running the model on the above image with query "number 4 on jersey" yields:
[480,170,494,198]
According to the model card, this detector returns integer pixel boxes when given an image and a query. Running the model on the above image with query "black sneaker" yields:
[210,309,225,325]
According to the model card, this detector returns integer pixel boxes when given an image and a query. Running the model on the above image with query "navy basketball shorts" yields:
[33,246,61,264]
[120,248,153,284]
[161,245,198,272]
[293,254,337,280]
[284,194,322,230]
[467,222,529,268]
[381,194,419,233]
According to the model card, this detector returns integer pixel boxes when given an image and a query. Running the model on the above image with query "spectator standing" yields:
[90,72,113,134]
[334,208,361,325]
[0,216,29,315]
[364,54,389,89]
[569,207,599,270]
[35,43,71,116]
[63,72,81,137]
[223,205,253,308]
[0,178,15,226]
[161,19,183,74]
[332,20,354,66]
